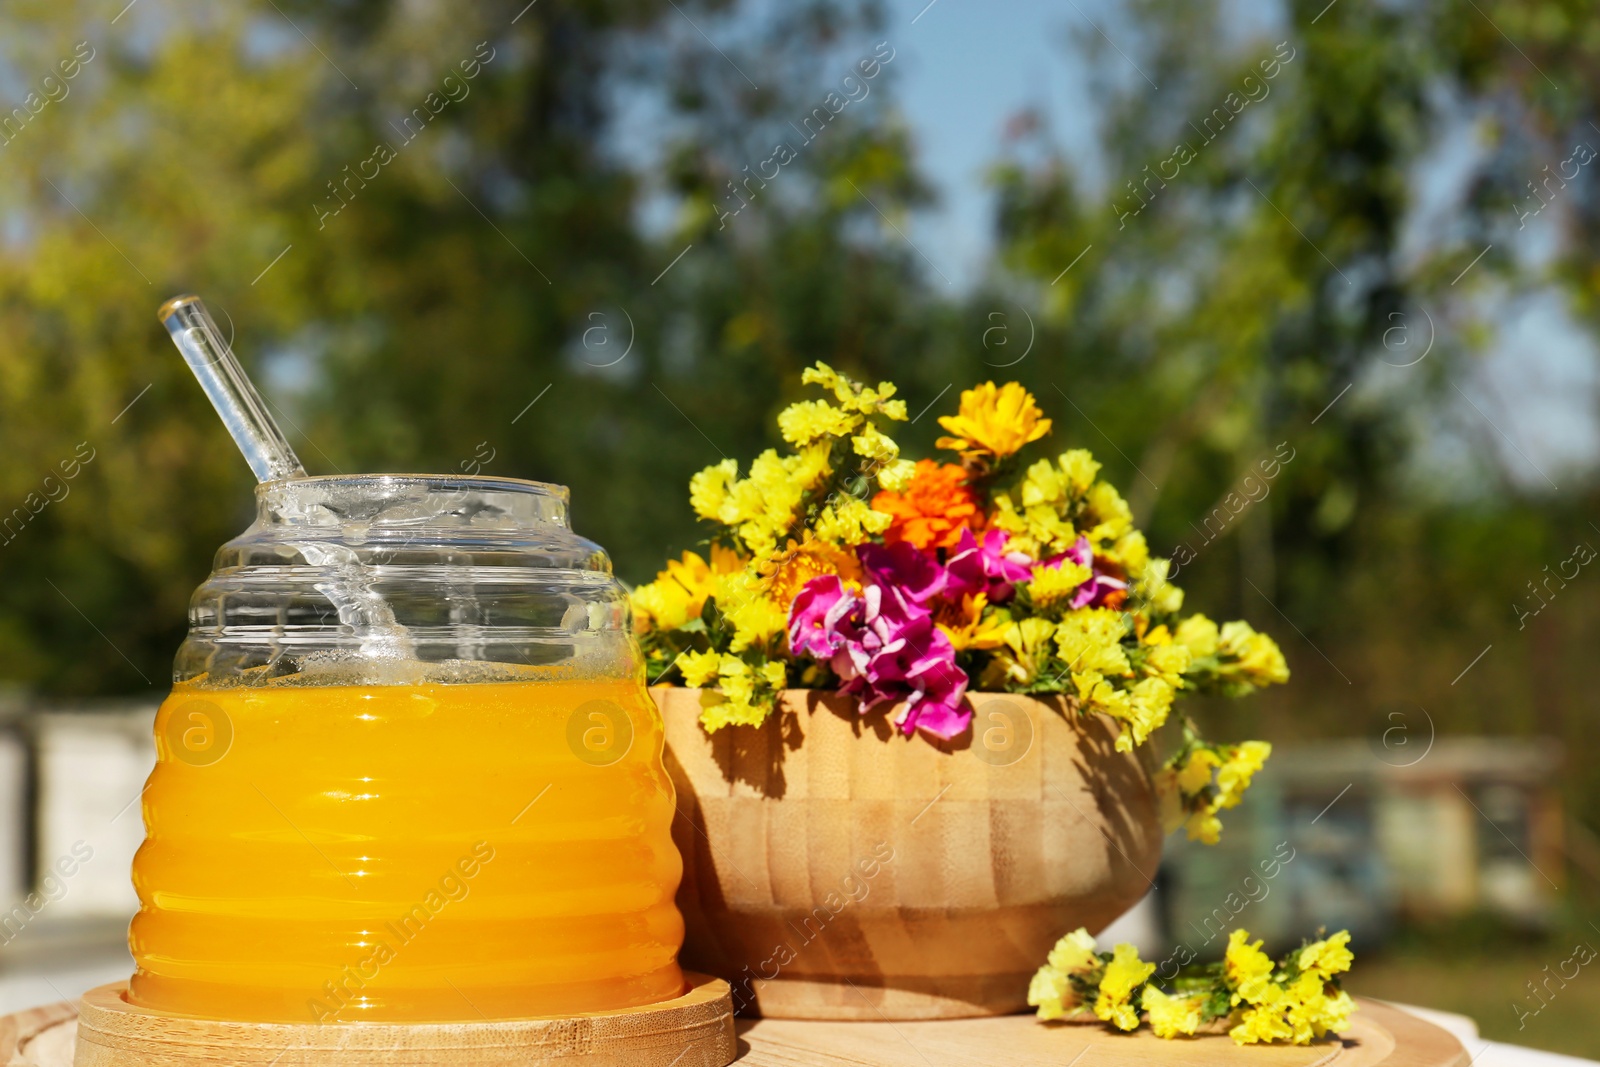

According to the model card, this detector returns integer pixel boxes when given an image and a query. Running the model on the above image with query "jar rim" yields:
[251,473,574,530]
[256,473,568,499]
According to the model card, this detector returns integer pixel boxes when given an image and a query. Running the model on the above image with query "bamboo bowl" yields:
[655,689,1162,1020]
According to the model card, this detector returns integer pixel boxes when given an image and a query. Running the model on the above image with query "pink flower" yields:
[858,541,947,605]
[946,527,1033,603]
[885,627,970,739]
[787,575,862,661]
[785,574,970,740]
[1042,536,1128,609]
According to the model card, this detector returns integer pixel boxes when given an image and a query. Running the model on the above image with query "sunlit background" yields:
[1,0,1598,1055]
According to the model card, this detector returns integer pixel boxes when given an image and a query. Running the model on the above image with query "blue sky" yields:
[878,0,1104,289]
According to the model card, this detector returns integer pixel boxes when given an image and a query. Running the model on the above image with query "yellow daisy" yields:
[936,381,1052,461]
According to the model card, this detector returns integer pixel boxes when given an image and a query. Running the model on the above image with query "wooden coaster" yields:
[2,994,1466,1067]
[64,973,736,1066]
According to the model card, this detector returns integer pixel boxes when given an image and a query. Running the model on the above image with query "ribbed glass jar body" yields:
[129,475,685,1022]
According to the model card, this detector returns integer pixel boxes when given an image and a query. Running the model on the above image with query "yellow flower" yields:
[1219,621,1290,687]
[1141,558,1185,615]
[935,594,1009,652]
[1224,929,1276,1005]
[1141,627,1192,687]
[1158,748,1226,840]
[1027,928,1101,1021]
[1108,529,1149,579]
[1298,930,1353,979]
[699,691,770,732]
[1025,558,1093,611]
[777,399,859,445]
[801,362,908,419]
[1019,456,1073,510]
[730,600,788,651]
[800,361,847,393]
[1059,448,1101,492]
[1064,613,1168,751]
[1027,965,1077,1021]
[1151,582,1185,615]
[630,579,693,636]
[851,423,901,465]
[877,458,916,492]
[1121,677,1174,750]
[1046,928,1100,973]
[630,546,747,633]
[995,452,1101,554]
[714,573,789,652]
[988,489,1076,557]
[718,657,753,698]
[1280,972,1355,1044]
[688,444,834,556]
[1299,985,1356,1043]
[678,648,725,688]
[936,381,1052,461]
[761,660,788,691]
[1184,808,1223,845]
[1054,608,1130,677]
[1083,481,1134,546]
[1072,670,1132,723]
[1142,986,1203,1039]
[688,653,784,732]
[813,495,893,546]
[689,459,739,523]
[1176,748,1221,795]
[989,617,1059,684]
[1224,949,1357,1047]
[1093,943,1155,1031]
[1217,741,1271,809]
[1173,614,1219,658]
[1229,999,1295,1045]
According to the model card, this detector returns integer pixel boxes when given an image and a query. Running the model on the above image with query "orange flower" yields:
[871,459,982,551]
[756,536,864,607]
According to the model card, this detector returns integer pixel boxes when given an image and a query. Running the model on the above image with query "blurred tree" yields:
[0,0,943,693]
[982,0,1600,847]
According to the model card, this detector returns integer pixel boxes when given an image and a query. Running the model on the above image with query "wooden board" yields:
[60,974,734,1066]
[1,996,1465,1067]
[734,1000,1467,1066]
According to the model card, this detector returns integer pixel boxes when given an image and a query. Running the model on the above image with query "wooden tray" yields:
[0,994,1463,1066]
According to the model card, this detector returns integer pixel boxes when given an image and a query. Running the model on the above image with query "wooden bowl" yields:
[655,688,1162,1020]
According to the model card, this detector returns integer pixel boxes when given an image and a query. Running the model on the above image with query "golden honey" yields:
[130,674,685,1022]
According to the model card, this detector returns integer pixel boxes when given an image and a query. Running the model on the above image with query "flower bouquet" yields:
[634,364,1292,1019]
[635,364,1287,841]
